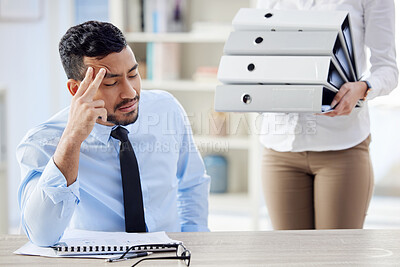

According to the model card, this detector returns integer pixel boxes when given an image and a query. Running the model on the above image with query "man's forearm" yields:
[53,132,82,186]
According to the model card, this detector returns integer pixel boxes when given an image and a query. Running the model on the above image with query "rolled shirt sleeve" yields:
[17,139,80,246]
[40,158,80,206]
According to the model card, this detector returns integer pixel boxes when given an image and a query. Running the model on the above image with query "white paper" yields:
[14,229,178,259]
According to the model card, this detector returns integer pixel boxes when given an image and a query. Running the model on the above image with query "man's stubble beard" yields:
[107,107,139,126]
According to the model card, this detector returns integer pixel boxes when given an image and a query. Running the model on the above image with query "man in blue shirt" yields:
[17,21,210,246]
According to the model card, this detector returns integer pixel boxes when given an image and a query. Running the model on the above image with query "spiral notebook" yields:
[15,229,181,259]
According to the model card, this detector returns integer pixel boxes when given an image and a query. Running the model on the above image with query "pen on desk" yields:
[106,251,153,263]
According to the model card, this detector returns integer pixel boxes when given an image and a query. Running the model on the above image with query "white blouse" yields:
[257,0,398,152]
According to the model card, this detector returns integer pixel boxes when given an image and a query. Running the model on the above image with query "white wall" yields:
[0,0,73,233]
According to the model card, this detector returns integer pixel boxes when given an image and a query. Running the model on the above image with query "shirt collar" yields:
[91,118,141,145]
[90,123,114,145]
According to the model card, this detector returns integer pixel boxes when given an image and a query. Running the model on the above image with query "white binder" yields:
[217,55,345,93]
[232,8,358,80]
[215,84,326,113]
[223,31,353,82]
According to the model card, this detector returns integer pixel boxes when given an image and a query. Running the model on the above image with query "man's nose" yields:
[120,79,137,99]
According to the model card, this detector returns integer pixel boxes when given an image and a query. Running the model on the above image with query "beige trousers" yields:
[261,135,374,230]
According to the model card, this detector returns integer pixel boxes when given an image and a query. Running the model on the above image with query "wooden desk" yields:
[1,230,400,266]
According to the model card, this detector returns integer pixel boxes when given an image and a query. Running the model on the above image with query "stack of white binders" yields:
[215,8,363,113]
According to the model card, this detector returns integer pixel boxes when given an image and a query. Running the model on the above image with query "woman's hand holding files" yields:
[321,81,368,117]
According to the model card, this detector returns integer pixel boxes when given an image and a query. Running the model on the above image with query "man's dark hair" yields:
[59,21,127,80]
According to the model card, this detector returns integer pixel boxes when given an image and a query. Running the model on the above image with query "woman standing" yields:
[257,0,398,229]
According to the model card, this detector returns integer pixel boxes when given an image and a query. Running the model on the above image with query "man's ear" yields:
[67,79,80,96]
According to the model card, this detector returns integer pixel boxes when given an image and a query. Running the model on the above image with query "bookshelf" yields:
[110,0,263,230]
[124,32,230,43]
[142,80,215,92]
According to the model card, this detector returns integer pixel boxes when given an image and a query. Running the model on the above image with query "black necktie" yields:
[111,126,146,232]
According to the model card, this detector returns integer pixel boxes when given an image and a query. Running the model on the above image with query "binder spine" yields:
[217,55,331,85]
[232,8,348,32]
[224,31,339,56]
[215,85,323,113]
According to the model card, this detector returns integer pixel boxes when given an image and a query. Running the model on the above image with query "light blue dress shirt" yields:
[17,90,210,246]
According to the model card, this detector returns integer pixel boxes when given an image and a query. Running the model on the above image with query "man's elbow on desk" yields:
[22,192,75,247]
[22,208,68,247]
[26,233,61,247]
[23,222,63,247]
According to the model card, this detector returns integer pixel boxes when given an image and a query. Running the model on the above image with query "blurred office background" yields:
[0,0,399,234]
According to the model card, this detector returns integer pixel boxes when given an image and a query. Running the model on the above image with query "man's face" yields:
[83,46,141,126]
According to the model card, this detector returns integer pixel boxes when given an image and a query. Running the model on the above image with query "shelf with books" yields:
[125,32,230,43]
[194,135,250,151]
[110,0,263,230]
[142,79,217,92]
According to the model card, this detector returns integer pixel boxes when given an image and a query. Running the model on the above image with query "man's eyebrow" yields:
[104,72,121,79]
[128,64,139,73]
[104,64,138,79]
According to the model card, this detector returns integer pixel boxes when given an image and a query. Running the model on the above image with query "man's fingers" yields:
[82,68,106,100]
[89,99,105,108]
[96,108,108,123]
[83,100,106,120]
[74,67,93,97]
